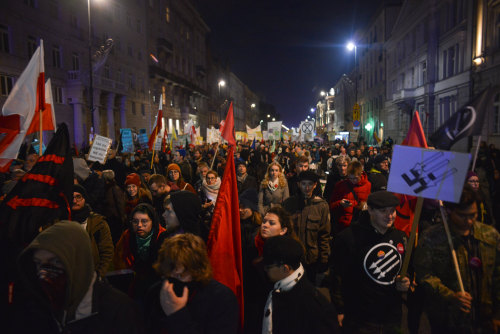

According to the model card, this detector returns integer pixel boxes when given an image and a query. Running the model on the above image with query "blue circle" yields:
[353,120,360,126]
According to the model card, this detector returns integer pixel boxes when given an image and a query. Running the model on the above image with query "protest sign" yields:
[120,128,134,153]
[88,135,112,164]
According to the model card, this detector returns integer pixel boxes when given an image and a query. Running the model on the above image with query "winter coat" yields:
[283,196,331,269]
[329,172,371,233]
[86,213,114,277]
[414,221,500,331]
[145,279,239,334]
[270,275,340,334]
[258,183,289,216]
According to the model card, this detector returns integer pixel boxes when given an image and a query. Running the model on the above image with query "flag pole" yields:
[438,200,465,292]
[471,135,481,171]
[211,141,219,170]
[150,125,158,170]
[39,107,43,156]
[400,196,424,277]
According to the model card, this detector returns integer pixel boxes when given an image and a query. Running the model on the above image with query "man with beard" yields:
[236,159,258,194]
[71,184,113,277]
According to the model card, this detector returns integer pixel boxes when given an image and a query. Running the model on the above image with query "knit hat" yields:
[170,191,202,236]
[73,184,89,202]
[73,157,91,182]
[263,235,303,268]
[177,149,186,158]
[125,173,141,188]
[367,191,399,209]
[167,163,181,174]
[239,188,258,212]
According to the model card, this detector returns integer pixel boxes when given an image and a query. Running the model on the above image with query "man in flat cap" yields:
[262,235,339,334]
[283,170,331,286]
[330,190,410,332]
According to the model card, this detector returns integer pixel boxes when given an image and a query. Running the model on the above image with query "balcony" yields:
[392,86,424,102]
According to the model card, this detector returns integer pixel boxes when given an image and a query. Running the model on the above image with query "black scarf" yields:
[72,204,91,223]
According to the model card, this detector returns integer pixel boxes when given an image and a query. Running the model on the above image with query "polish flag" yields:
[0,40,46,168]
[26,79,57,134]
[148,96,163,151]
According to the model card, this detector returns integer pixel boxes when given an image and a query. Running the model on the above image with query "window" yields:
[138,50,142,60]
[141,103,145,116]
[447,47,455,78]
[420,61,427,86]
[496,14,500,48]
[72,53,79,70]
[52,46,61,68]
[494,94,500,134]
[165,7,170,23]
[136,19,141,33]
[53,86,63,103]
[443,50,447,79]
[128,74,135,89]
[48,0,59,19]
[117,69,122,82]
[149,0,154,8]
[27,36,37,57]
[128,45,133,57]
[0,25,10,53]
[131,101,136,115]
[0,75,14,96]
[126,12,132,27]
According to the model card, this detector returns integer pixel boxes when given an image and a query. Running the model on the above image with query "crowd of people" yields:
[1,138,500,333]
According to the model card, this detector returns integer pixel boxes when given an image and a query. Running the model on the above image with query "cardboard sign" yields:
[88,135,112,164]
[387,145,471,203]
[120,128,134,153]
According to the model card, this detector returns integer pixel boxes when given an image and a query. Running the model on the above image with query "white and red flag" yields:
[148,96,163,151]
[0,40,47,169]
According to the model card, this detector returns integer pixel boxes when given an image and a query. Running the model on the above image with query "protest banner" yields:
[138,129,148,149]
[87,135,112,164]
[120,128,134,153]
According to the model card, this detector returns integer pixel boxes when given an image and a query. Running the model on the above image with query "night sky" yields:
[193,0,385,128]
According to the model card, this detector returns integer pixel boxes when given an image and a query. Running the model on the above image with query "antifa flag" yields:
[0,123,73,248]
[430,87,497,149]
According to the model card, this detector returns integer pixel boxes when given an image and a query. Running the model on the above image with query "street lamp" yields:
[218,80,226,95]
[267,114,270,118]
[272,118,275,121]
[320,91,326,97]
[346,41,357,103]
[310,108,315,113]
[251,103,256,108]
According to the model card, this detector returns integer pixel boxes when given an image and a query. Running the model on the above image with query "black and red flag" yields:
[0,122,73,248]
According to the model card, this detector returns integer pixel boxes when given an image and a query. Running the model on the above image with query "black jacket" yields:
[270,275,340,334]
[145,279,239,334]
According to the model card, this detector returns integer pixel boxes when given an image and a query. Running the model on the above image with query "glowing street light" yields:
[251,103,256,108]
[310,108,315,113]
[272,118,276,121]
[320,91,326,97]
[218,80,225,95]
[346,41,356,51]
[267,114,271,118]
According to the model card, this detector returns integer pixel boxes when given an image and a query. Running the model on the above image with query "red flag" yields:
[402,111,428,148]
[207,146,244,325]
[0,40,45,168]
[395,111,427,236]
[220,102,236,146]
[148,97,163,150]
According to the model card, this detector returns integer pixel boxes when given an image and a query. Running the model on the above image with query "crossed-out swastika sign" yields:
[301,122,313,134]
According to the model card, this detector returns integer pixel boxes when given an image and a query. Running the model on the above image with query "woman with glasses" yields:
[113,203,166,302]
[199,170,221,234]
[329,160,371,235]
[258,162,290,216]
[166,163,196,194]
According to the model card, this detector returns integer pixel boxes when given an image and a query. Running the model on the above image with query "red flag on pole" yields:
[220,102,236,146]
[207,145,244,325]
[395,111,428,236]
[148,97,163,150]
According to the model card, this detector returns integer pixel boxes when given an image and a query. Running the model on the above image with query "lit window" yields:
[165,7,170,23]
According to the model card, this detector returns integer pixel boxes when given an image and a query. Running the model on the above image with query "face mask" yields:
[167,277,200,297]
[37,264,67,310]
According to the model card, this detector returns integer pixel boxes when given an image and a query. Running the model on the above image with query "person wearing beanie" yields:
[367,154,390,192]
[261,235,339,334]
[113,203,166,302]
[173,149,193,184]
[166,163,196,195]
[14,221,141,333]
[236,159,258,194]
[124,173,152,215]
[71,184,114,277]
[331,190,410,332]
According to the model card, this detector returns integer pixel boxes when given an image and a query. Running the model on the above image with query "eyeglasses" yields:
[131,219,151,226]
[73,194,83,201]
[206,176,216,181]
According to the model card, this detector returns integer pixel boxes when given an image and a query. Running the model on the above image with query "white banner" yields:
[262,130,269,141]
[207,127,220,144]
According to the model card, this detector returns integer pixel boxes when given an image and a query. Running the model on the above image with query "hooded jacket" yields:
[170,190,202,237]
[16,221,141,333]
[329,172,371,233]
